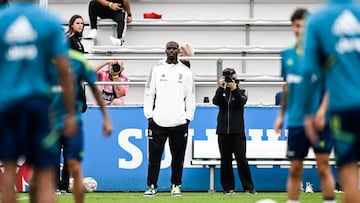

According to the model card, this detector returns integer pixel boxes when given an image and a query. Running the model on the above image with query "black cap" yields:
[222,68,236,76]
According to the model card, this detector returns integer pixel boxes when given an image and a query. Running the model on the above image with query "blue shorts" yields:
[0,96,58,168]
[331,108,360,167]
[60,121,84,161]
[287,124,333,160]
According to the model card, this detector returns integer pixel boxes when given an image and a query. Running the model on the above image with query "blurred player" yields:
[50,50,112,203]
[274,8,335,203]
[0,1,77,203]
[302,0,360,202]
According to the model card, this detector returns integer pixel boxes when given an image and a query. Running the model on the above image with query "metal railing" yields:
[86,55,283,86]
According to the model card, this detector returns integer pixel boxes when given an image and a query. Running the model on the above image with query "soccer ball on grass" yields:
[83,177,98,192]
[68,177,98,193]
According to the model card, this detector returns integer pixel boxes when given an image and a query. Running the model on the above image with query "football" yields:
[255,199,277,203]
[83,177,98,192]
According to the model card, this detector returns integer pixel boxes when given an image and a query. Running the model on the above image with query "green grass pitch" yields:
[16,191,343,203]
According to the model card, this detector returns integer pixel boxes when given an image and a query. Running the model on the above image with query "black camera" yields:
[222,68,235,83]
[222,68,240,84]
[112,63,121,72]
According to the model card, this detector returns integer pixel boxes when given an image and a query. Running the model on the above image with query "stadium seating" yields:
[48,0,324,105]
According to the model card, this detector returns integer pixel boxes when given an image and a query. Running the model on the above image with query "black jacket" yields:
[212,85,247,136]
[68,33,85,53]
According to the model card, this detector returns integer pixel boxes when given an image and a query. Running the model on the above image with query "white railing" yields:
[85,55,284,105]
[90,81,285,86]
[85,55,282,83]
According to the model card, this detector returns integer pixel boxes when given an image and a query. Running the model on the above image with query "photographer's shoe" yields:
[334,182,344,193]
[305,182,314,193]
[223,189,235,195]
[246,189,257,195]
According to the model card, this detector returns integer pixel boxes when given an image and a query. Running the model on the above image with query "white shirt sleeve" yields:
[143,66,156,119]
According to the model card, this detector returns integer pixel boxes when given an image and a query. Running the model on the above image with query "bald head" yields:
[166,41,179,49]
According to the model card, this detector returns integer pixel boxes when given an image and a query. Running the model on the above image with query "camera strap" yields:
[111,75,120,79]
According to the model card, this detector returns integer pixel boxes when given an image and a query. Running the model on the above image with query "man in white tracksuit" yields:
[143,41,196,197]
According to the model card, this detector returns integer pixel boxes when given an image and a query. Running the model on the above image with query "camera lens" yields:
[222,68,236,83]
[112,64,121,72]
[224,75,234,83]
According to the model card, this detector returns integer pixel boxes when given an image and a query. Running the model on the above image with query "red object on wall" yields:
[143,12,162,19]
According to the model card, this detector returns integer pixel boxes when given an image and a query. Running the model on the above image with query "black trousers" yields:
[218,134,255,191]
[146,125,188,188]
[88,0,126,39]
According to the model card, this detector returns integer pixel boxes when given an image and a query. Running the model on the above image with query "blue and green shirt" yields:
[50,50,97,129]
[303,0,360,112]
[0,2,68,112]
[281,45,326,127]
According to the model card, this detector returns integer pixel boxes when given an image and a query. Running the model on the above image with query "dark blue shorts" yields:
[287,124,333,160]
[60,121,84,161]
[331,108,360,167]
[0,96,58,168]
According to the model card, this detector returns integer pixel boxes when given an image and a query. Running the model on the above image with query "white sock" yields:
[287,200,299,203]
[323,200,335,203]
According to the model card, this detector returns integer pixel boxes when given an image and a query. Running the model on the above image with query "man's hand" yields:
[274,115,283,134]
[109,2,121,11]
[304,115,319,145]
[102,118,112,136]
[218,76,225,88]
[127,15,132,23]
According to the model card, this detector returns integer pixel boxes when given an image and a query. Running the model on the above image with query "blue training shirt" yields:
[303,0,360,112]
[0,2,68,112]
[50,50,97,129]
[281,45,325,127]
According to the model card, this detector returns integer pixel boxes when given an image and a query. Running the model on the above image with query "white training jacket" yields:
[144,60,196,127]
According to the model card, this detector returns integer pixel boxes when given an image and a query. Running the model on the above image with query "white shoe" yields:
[109,36,124,46]
[334,182,344,193]
[171,184,182,197]
[305,182,314,193]
[144,184,157,197]
[86,29,97,39]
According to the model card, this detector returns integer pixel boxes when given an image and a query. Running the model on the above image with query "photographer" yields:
[212,68,256,195]
[93,60,129,105]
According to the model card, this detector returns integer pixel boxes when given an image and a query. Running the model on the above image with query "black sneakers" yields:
[223,189,235,195]
[245,189,257,194]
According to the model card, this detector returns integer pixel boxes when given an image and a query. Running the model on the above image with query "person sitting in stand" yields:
[87,0,132,46]
[93,60,129,105]
[66,14,85,53]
